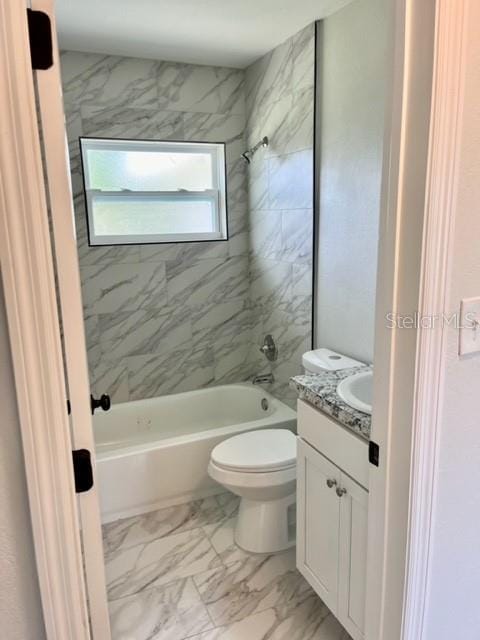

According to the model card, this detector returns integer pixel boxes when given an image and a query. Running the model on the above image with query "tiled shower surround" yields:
[245,24,314,405]
[60,24,314,406]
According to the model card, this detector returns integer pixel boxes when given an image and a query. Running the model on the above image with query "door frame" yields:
[0,1,91,639]
[395,1,469,637]
[365,0,437,636]
[365,0,469,638]
[0,1,469,639]
[32,0,112,635]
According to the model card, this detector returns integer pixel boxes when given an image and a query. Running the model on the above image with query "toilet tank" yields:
[302,348,364,374]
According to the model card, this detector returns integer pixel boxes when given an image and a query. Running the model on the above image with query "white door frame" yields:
[32,0,112,635]
[366,0,469,638]
[365,0,437,636]
[0,1,91,638]
[0,0,470,638]
[398,1,468,637]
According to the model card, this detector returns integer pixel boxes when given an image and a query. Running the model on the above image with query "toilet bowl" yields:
[208,429,297,553]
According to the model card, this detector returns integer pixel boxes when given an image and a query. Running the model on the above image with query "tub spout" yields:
[252,373,274,385]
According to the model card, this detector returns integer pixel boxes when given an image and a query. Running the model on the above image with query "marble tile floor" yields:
[103,492,352,640]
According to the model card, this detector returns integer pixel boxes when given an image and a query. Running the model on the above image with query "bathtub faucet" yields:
[252,373,274,385]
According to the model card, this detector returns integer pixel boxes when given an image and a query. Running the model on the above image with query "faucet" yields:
[252,373,274,385]
[259,334,278,361]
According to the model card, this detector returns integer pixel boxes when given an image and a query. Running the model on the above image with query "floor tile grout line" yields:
[106,573,202,605]
[108,575,222,640]
[103,518,226,559]
[105,525,225,603]
[190,575,218,635]
[191,557,305,630]
[102,493,227,532]
[103,495,231,556]
[102,493,232,556]
[103,524,210,563]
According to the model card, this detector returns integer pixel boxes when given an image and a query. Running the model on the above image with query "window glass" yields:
[91,196,216,237]
[80,138,227,245]
[85,149,214,192]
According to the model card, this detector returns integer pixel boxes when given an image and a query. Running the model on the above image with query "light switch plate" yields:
[459,297,480,356]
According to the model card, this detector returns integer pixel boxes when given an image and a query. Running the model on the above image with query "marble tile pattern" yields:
[290,366,372,440]
[60,24,314,405]
[244,23,315,408]
[60,51,253,402]
[104,492,352,640]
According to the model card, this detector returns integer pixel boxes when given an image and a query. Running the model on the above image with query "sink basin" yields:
[337,370,373,415]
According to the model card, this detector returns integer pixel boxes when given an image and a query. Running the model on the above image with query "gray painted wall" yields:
[0,275,46,640]
[315,0,387,364]
[245,24,315,406]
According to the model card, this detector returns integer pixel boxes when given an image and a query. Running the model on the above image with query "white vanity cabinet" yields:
[296,399,369,640]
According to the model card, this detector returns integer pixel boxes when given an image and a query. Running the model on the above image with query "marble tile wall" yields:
[60,25,314,406]
[60,53,253,402]
[244,24,315,406]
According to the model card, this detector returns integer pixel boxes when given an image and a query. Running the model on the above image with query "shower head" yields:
[241,136,269,164]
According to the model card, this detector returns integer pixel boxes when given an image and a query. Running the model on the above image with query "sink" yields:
[337,370,373,415]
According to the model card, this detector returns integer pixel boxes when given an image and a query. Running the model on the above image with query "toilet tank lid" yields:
[211,429,296,472]
[302,348,365,373]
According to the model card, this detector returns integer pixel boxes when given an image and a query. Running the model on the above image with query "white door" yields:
[31,0,111,637]
[296,438,341,614]
[338,472,369,640]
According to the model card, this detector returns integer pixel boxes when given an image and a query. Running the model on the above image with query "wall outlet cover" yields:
[459,297,480,356]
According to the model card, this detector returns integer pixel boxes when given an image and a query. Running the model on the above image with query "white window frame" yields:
[79,137,228,245]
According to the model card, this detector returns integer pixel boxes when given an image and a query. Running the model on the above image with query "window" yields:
[79,138,228,245]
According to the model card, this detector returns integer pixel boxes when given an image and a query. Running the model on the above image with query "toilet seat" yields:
[208,459,296,488]
[211,429,296,473]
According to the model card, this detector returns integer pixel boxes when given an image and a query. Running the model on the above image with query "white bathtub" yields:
[94,384,297,523]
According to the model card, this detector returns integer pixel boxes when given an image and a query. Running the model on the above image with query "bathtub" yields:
[94,384,297,523]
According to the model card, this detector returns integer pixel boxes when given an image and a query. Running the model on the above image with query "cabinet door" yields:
[338,472,369,640]
[297,438,341,614]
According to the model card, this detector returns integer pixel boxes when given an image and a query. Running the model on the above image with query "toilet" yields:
[208,429,296,553]
[208,349,365,554]
[301,347,364,373]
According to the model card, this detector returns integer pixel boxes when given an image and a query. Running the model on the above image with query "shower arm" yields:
[241,136,269,163]
[250,136,269,155]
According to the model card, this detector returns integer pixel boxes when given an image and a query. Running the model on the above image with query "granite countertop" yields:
[290,366,372,441]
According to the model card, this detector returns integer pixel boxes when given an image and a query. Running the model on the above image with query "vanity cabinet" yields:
[337,468,368,638]
[296,400,369,640]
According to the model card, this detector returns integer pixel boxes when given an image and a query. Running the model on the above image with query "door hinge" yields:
[27,9,53,70]
[369,440,380,467]
[72,449,94,493]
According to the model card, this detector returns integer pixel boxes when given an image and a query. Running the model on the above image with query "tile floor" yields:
[102,492,352,640]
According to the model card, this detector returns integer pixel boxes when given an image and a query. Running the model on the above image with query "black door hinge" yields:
[27,9,53,70]
[369,440,380,467]
[72,449,94,493]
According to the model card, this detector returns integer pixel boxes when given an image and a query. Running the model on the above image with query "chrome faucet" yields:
[252,373,274,385]
[259,334,278,361]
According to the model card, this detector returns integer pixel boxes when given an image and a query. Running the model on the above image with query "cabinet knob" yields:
[336,487,347,497]
[326,478,337,488]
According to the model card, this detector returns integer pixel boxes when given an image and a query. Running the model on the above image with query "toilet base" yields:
[234,493,296,554]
